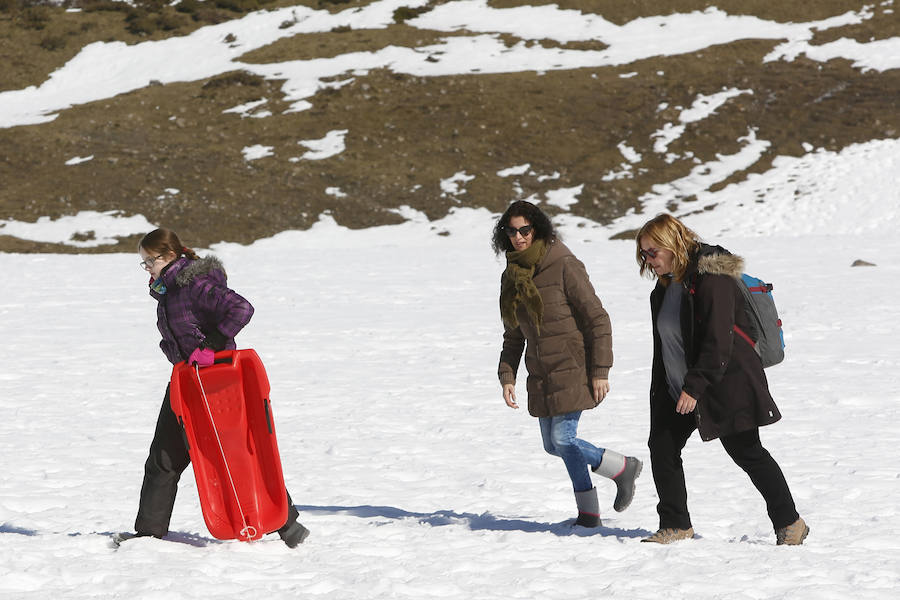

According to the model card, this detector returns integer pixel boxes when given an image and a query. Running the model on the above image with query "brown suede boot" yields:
[776,517,809,546]
[641,527,694,544]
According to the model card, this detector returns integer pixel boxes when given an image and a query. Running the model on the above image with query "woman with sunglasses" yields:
[125,228,310,547]
[492,201,642,527]
[635,213,807,545]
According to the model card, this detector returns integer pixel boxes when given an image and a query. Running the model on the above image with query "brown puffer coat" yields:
[498,240,613,417]
[649,244,781,441]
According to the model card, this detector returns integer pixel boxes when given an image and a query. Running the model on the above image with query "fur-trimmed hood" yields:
[149,255,227,302]
[696,248,744,279]
[151,253,251,365]
[173,255,226,288]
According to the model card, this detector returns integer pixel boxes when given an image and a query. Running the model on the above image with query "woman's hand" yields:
[592,378,610,404]
[502,383,519,409]
[676,391,697,414]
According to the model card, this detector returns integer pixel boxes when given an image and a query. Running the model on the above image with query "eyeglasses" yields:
[139,254,163,270]
[504,225,534,238]
[639,248,659,261]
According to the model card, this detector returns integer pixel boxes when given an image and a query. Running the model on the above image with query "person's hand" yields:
[676,391,697,414]
[188,347,215,368]
[502,383,519,409]
[592,378,610,404]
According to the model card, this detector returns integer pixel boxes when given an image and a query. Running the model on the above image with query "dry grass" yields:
[1,0,898,251]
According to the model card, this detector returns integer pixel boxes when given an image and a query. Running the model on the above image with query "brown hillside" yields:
[0,0,898,252]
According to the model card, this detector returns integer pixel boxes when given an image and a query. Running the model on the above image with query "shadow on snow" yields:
[3,508,652,543]
[295,504,651,538]
[1,523,216,547]
[1,522,38,536]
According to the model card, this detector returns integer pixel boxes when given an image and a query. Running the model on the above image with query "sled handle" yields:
[264,399,273,434]
[177,416,191,451]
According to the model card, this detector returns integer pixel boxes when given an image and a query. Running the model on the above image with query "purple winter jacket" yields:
[149,255,254,365]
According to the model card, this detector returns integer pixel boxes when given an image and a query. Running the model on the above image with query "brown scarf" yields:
[500,239,548,333]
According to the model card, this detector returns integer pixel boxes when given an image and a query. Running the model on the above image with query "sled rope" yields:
[194,364,258,541]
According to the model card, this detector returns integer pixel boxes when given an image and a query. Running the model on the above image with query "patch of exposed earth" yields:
[0,0,897,251]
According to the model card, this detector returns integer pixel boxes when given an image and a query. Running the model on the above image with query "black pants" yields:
[134,386,300,537]
[648,397,799,532]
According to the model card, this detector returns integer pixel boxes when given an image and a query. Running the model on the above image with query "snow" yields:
[652,89,755,156]
[614,137,900,237]
[544,185,584,210]
[766,34,900,73]
[617,142,642,164]
[64,155,94,166]
[2,1,900,599]
[0,210,156,247]
[296,129,349,161]
[1,0,897,129]
[678,89,753,125]
[3,193,899,598]
[242,144,275,161]
[648,129,772,204]
[223,97,269,118]
[498,164,531,177]
[440,171,475,197]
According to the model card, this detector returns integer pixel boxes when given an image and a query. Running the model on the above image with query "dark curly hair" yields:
[491,200,558,255]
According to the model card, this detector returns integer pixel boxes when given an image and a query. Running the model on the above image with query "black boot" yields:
[573,487,602,527]
[279,521,310,548]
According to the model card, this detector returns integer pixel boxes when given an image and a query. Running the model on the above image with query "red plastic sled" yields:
[169,349,288,541]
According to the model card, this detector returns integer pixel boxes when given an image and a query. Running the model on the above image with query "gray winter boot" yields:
[593,450,643,512]
[573,487,602,528]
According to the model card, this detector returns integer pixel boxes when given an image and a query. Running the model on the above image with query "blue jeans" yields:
[539,411,606,492]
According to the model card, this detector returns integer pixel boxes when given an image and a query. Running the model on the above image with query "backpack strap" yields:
[733,324,755,347]
[735,276,763,341]
[692,273,757,349]
[745,282,773,293]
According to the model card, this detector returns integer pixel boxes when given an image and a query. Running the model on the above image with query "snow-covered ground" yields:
[2,1,900,598]
[3,165,900,598]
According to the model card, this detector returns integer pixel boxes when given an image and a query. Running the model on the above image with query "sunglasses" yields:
[504,225,534,237]
[639,247,659,261]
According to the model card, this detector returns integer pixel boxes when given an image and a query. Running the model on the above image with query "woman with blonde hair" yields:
[635,213,807,545]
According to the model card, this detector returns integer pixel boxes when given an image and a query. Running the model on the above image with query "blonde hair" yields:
[635,214,701,282]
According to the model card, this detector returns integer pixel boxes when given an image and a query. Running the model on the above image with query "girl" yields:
[128,228,309,547]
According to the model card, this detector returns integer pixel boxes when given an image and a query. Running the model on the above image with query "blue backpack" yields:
[734,274,785,368]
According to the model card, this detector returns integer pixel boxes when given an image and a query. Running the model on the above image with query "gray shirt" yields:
[658,279,688,401]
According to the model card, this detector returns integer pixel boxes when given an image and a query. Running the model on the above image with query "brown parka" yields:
[649,244,782,441]
[498,239,613,418]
